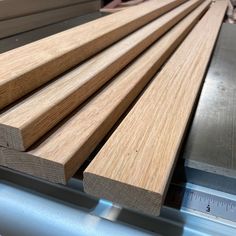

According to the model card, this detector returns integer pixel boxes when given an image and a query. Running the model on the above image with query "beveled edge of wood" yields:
[0,124,24,151]
[0,147,66,184]
[83,172,162,215]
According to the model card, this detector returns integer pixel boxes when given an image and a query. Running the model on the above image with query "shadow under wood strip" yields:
[84,0,227,216]
[0,1,210,184]
[0,0,203,151]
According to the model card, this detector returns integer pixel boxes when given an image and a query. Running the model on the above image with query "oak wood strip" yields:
[0,0,203,151]
[0,0,185,109]
[0,1,101,39]
[0,0,211,184]
[84,0,227,216]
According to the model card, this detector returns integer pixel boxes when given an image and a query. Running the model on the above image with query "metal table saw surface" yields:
[0,12,236,236]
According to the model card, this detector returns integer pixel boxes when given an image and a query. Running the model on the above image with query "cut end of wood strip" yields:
[0,147,66,184]
[83,172,162,215]
[0,124,24,151]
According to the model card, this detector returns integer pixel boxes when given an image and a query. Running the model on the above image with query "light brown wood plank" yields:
[0,0,210,184]
[0,0,203,151]
[0,1,100,39]
[0,0,185,109]
[84,0,227,216]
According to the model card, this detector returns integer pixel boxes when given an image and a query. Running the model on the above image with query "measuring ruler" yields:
[165,183,236,223]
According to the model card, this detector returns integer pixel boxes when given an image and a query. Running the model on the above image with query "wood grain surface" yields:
[0,0,185,109]
[0,0,210,183]
[0,0,203,151]
[84,0,227,216]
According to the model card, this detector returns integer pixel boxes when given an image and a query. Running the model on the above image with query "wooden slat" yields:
[0,0,185,109]
[0,1,101,39]
[0,0,210,184]
[84,0,227,216]
[0,0,203,151]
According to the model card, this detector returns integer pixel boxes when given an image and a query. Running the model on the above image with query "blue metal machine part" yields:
[0,168,235,236]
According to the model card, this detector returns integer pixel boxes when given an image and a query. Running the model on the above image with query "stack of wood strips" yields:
[0,0,227,215]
